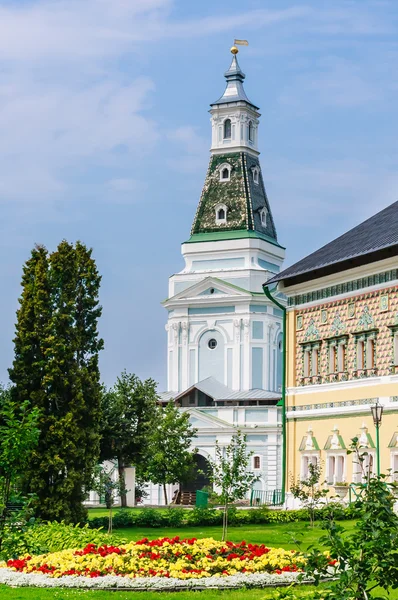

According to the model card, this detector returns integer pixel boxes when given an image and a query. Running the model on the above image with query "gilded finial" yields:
[231,39,248,55]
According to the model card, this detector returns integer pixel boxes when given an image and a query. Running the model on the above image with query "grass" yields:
[115,521,357,550]
[0,520,396,599]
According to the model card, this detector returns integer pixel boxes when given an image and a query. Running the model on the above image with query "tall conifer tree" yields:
[9,241,103,523]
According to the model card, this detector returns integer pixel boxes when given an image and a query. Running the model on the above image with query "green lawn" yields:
[115,521,357,550]
[0,520,395,599]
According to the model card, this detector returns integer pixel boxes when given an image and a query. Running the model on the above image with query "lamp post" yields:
[370,401,384,476]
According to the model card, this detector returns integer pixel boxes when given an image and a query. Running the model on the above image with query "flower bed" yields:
[0,536,309,589]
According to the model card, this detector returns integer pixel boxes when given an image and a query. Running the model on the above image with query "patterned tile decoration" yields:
[330,312,347,336]
[380,293,389,312]
[357,306,375,330]
[295,286,398,385]
[321,309,328,324]
[303,318,320,342]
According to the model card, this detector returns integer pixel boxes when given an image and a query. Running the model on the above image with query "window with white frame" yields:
[219,163,231,182]
[352,450,375,483]
[253,455,261,470]
[357,340,365,369]
[251,166,260,185]
[391,451,398,482]
[337,341,346,372]
[395,332,398,366]
[311,348,319,376]
[303,348,311,377]
[366,338,375,368]
[248,120,254,142]
[326,453,346,485]
[329,344,337,373]
[301,454,318,479]
[215,204,228,224]
[260,207,267,226]
[223,118,231,139]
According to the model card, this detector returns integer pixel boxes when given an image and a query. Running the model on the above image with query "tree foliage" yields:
[290,462,328,527]
[0,385,40,551]
[9,241,103,523]
[303,438,398,599]
[142,401,197,505]
[208,430,259,541]
[99,371,158,507]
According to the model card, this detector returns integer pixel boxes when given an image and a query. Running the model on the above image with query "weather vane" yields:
[230,39,249,55]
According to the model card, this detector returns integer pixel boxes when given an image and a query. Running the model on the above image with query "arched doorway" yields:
[181,454,212,493]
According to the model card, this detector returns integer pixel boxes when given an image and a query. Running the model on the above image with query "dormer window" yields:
[223,118,231,140]
[251,166,259,185]
[219,163,232,182]
[248,120,254,143]
[260,207,267,227]
[215,204,228,224]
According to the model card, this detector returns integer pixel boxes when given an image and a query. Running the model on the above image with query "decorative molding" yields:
[288,268,398,307]
[357,306,375,330]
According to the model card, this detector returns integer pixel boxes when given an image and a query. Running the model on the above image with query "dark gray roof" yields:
[269,200,398,285]
[211,55,259,110]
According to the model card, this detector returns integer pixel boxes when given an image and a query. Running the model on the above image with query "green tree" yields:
[99,371,158,507]
[142,401,197,505]
[290,462,329,527]
[9,241,103,524]
[0,385,40,551]
[91,464,125,534]
[209,430,259,541]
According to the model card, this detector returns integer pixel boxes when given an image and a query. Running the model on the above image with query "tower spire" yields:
[212,47,258,109]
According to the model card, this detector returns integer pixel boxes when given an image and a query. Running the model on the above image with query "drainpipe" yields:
[263,283,287,505]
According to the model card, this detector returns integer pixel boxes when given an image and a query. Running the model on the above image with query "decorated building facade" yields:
[268,201,398,505]
[144,48,286,505]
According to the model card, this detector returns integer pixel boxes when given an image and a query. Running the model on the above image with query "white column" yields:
[233,318,241,390]
[124,467,136,507]
[181,321,189,391]
[242,319,251,389]
[172,322,179,392]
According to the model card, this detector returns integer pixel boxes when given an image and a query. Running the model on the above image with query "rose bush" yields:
[2,536,305,580]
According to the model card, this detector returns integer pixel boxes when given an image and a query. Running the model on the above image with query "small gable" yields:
[324,426,346,450]
[299,427,320,451]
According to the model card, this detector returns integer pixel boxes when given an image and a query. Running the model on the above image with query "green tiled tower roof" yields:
[189,152,279,245]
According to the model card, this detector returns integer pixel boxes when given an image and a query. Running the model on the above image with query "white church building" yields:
[144,48,285,506]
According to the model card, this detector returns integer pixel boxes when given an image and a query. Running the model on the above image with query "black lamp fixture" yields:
[370,400,383,476]
[370,402,384,427]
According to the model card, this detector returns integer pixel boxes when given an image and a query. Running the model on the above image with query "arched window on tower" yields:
[223,118,231,139]
[260,207,267,227]
[215,204,227,224]
[248,120,254,142]
[219,163,232,182]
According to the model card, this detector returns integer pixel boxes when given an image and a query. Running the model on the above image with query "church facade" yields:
[144,48,285,505]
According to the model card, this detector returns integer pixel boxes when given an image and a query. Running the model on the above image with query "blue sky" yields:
[0,0,397,390]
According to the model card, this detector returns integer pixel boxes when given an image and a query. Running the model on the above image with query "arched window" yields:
[248,120,253,142]
[253,456,261,470]
[219,163,231,182]
[215,204,227,224]
[223,118,231,139]
[260,207,267,226]
[252,166,259,184]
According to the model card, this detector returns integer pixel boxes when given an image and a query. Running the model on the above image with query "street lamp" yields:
[370,401,384,476]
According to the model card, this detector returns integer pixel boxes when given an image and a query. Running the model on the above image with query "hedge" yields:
[88,504,359,530]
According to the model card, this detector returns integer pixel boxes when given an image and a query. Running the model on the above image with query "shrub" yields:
[86,504,359,530]
[1,519,125,560]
